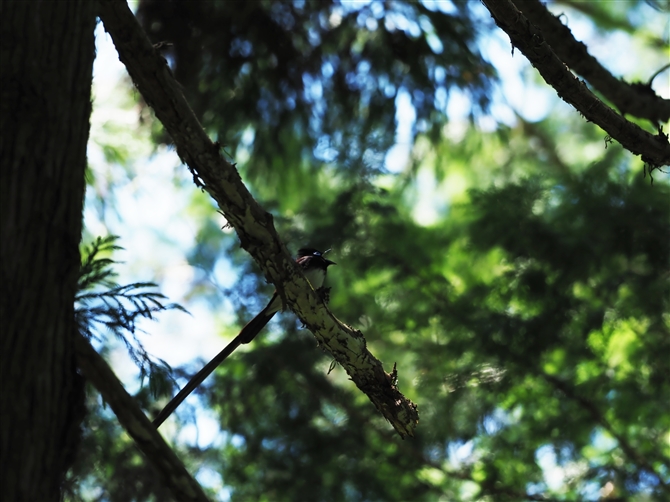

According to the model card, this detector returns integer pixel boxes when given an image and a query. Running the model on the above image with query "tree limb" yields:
[74,335,210,502]
[97,0,418,438]
[481,0,670,167]
[514,0,670,124]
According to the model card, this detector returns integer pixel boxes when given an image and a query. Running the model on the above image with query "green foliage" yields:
[66,237,196,500]
[158,135,668,501]
[76,235,184,396]
[137,0,495,185]
[207,338,437,501]
[77,1,670,500]
[153,152,666,501]
[441,168,669,499]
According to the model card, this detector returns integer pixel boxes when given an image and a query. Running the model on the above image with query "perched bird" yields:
[153,247,336,428]
[238,248,336,344]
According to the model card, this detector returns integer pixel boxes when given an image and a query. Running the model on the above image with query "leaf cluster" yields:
[137,0,495,181]
[75,235,183,397]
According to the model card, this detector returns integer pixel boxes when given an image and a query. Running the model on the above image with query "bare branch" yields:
[514,0,670,124]
[481,0,670,167]
[74,335,210,502]
[97,0,418,438]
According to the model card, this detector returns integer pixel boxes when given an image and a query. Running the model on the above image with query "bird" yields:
[237,247,336,344]
[153,247,336,428]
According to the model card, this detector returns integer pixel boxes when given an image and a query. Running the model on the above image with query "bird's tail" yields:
[237,296,279,344]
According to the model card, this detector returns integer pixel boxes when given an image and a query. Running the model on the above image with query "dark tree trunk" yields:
[0,1,96,499]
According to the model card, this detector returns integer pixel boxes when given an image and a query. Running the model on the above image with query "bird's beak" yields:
[322,248,335,266]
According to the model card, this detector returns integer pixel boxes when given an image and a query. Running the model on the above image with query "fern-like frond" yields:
[76,236,186,397]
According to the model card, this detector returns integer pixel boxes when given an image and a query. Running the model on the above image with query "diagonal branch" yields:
[514,0,670,124]
[97,0,418,438]
[481,0,670,167]
[74,334,210,502]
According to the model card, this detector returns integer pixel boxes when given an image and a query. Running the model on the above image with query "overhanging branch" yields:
[97,0,418,438]
[482,0,670,167]
[514,0,670,124]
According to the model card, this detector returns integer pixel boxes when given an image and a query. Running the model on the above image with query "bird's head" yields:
[297,247,336,266]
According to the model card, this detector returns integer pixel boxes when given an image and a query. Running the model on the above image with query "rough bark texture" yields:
[0,1,96,499]
[482,0,670,167]
[97,0,419,438]
[514,0,670,124]
[74,335,210,502]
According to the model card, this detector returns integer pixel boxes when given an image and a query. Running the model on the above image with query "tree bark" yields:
[98,0,419,439]
[0,1,96,499]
